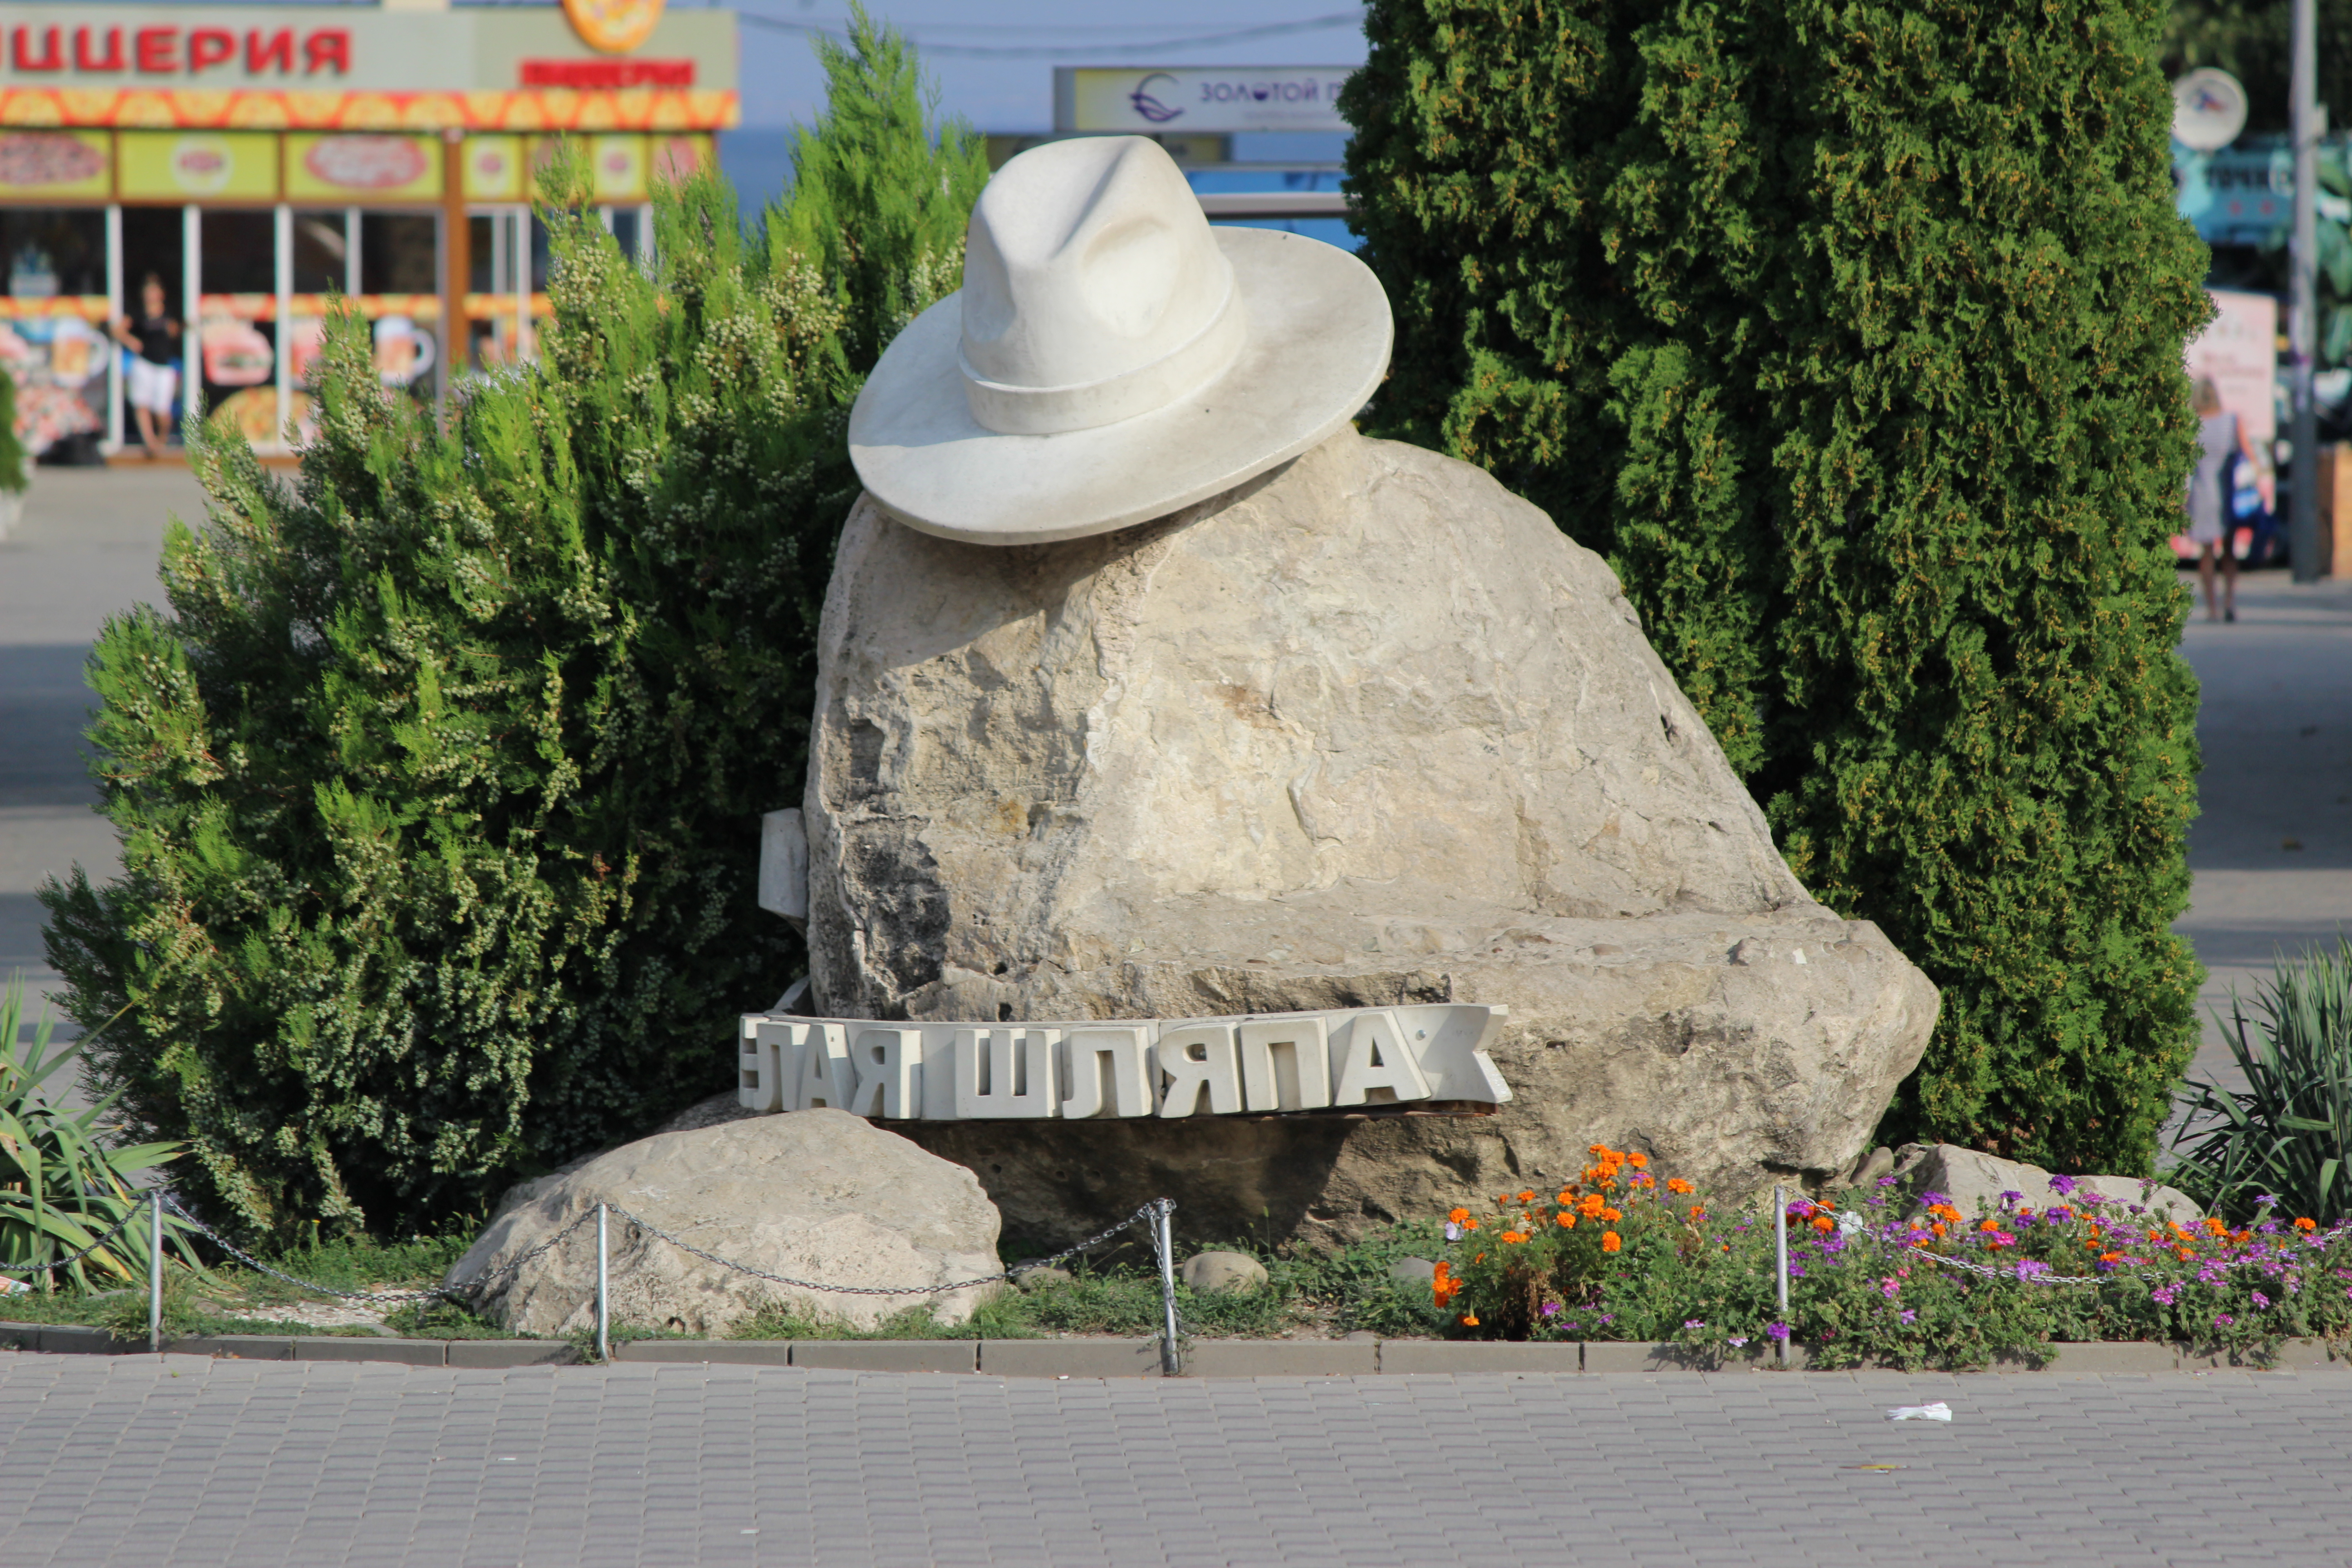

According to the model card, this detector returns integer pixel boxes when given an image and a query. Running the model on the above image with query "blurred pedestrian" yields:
[2187,377,2256,622]
[107,274,181,460]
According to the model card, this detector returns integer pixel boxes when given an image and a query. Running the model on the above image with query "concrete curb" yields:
[4,1321,2344,1375]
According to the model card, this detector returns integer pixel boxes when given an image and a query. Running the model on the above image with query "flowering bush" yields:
[1432,1147,2352,1368]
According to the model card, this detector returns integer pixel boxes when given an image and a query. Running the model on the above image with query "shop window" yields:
[360,212,439,402]
[199,210,278,439]
[1,208,108,462]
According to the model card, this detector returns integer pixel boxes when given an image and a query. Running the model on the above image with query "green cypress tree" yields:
[1345,0,2208,1173]
[39,20,985,1236]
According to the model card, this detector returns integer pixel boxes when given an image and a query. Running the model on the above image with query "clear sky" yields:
[712,1,1371,130]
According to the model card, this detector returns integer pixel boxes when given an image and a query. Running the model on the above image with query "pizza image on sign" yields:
[0,132,105,192]
[563,0,664,54]
[305,137,428,191]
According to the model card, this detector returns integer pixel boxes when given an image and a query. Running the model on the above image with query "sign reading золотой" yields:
[738,1005,1511,1122]
[1055,66,1357,136]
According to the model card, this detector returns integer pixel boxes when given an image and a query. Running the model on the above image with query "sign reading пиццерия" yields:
[736,1005,1511,1121]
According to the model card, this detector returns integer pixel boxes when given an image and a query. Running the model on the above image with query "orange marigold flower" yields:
[1816,1216,1838,1233]
[1557,1191,1576,1206]
[2205,1217,2228,1235]
[1689,1206,1707,1220]
[2098,1252,2122,1264]
[2176,1248,2195,1261]
[1666,1178,1694,1196]
[1589,1144,1611,1158]
[1579,1194,1606,1218]
[1460,1313,1479,1327]
[1602,1207,1623,1224]
[1462,1218,1479,1231]
[1518,1190,1536,1202]
[1628,1152,1648,1169]
[2294,1217,2318,1232]
[1557,1213,1577,1229]
[1432,1261,1451,1277]
[1979,1219,2001,1234]
[1500,1231,1527,1244]
[1448,1208,1470,1226]
[1931,1222,1947,1238]
[1601,1231,1622,1253]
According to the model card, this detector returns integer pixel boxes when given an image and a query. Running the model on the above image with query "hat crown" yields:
[958,137,1242,435]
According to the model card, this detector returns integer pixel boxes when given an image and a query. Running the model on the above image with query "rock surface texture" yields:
[804,427,1940,1247]
[447,1111,1003,1335]
[1892,1143,2202,1223]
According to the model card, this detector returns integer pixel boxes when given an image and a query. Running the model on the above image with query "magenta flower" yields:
[2250,1292,2270,1309]
[1765,1322,1790,1343]
[1898,1309,1917,1325]
[2048,1174,2078,1197]
[2215,1313,2235,1327]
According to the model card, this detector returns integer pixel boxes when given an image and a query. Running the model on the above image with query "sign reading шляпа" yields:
[1056,67,1357,135]
[738,1004,1510,1121]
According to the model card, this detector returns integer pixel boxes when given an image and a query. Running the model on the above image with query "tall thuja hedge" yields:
[1345,0,2208,1173]
[39,19,985,1236]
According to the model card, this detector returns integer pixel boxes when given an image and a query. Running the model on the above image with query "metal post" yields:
[595,1202,610,1363]
[1773,1184,1789,1371]
[1154,1200,1181,1376]
[2292,0,2322,582]
[147,1191,164,1354]
[103,204,123,456]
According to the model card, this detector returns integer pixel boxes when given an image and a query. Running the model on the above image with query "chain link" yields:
[0,1201,149,1279]
[597,1200,1165,1298]
[160,1195,598,1308]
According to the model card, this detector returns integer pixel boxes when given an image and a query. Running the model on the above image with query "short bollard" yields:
[1773,1184,1789,1370]
[1153,1200,1181,1376]
[147,1190,165,1354]
[595,1202,610,1364]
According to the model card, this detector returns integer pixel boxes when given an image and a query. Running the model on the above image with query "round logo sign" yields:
[562,0,664,55]
[2173,68,2249,152]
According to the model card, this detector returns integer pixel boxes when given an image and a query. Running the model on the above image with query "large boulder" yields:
[802,426,1940,1248]
[1891,1143,2202,1223]
[446,1110,1004,1335]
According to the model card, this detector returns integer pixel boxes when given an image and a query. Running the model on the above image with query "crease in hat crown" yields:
[956,137,1247,437]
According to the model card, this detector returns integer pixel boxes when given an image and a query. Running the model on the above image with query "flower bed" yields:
[1429,1147,2352,1369]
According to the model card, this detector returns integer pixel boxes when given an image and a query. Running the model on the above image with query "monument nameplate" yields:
[735,1004,1512,1121]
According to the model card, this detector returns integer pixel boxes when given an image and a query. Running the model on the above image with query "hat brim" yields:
[848,228,1392,545]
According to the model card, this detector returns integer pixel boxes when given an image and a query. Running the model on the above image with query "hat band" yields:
[957,283,1247,436]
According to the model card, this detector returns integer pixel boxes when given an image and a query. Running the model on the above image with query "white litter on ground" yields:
[1887,1401,1954,1422]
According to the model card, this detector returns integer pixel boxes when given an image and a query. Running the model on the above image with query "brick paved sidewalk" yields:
[3,1356,2349,1567]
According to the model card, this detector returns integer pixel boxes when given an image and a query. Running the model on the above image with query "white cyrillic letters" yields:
[1237,1015,1332,1113]
[1060,1026,1155,1118]
[1332,1010,1432,1106]
[1155,1024,1242,1117]
[790,1023,855,1111]
[954,1028,1059,1118]
[849,1027,924,1119]
[738,1017,784,1112]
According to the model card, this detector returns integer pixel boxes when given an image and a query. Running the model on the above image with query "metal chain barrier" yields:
[0,1202,150,1280]
[157,1194,598,1308]
[601,1198,1166,1298]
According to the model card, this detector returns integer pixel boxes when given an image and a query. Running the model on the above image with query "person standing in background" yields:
[2187,376,2259,622]
[108,274,181,461]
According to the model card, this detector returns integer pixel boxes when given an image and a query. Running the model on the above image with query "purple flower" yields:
[1683,1318,1704,1329]
[1898,1309,1917,1325]
[1540,1303,1562,1318]
[1876,1176,1899,1189]
[1596,1314,1614,1326]
[2047,1206,2074,1223]
[1920,1190,1952,1207]
[1788,1264,1807,1279]
[1444,1221,1462,1241]
[2048,1174,2078,1197]
[2077,1191,2106,1208]
[2215,1313,2235,1327]
[2151,1284,2180,1307]
[2254,1194,2280,1209]
[1880,1278,1901,1299]
[1728,1336,1749,1347]
[1765,1322,1790,1342]
[2250,1292,2270,1309]
[1999,1189,2024,1209]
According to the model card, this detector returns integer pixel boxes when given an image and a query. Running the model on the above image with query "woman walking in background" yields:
[2187,376,2259,622]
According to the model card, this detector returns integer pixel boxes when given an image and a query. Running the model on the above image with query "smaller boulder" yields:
[1387,1257,1439,1284]
[447,1109,1004,1336]
[1892,1144,2201,1223]
[1181,1251,1269,1294]
[1012,1266,1074,1294]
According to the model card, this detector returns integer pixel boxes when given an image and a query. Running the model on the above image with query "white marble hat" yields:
[847,135,1392,545]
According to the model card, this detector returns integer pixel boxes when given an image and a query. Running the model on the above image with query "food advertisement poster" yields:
[0,130,111,200]
[589,133,647,201]
[285,134,442,202]
[463,135,524,202]
[118,132,278,201]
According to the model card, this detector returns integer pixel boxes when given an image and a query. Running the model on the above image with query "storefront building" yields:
[0,0,737,457]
